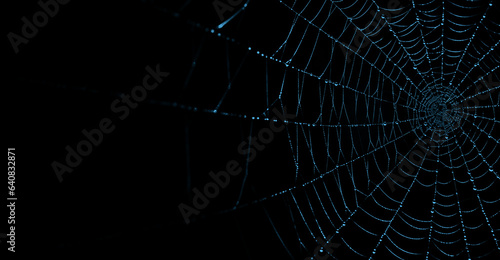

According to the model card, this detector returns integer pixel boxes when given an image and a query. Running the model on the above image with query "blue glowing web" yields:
[149,0,500,258]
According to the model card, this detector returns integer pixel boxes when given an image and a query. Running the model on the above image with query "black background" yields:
[4,0,500,259]
[5,0,300,258]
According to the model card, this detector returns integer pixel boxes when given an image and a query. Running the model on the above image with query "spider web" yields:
[143,0,500,259]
